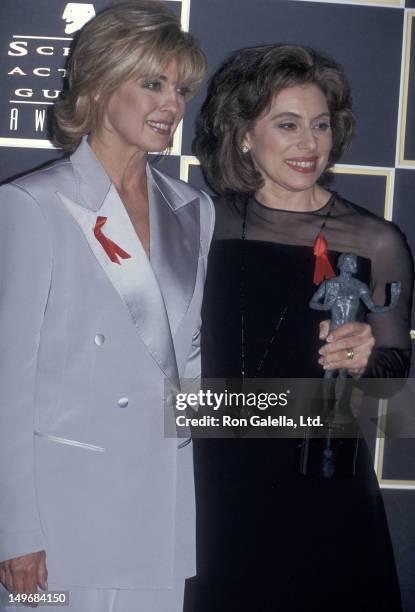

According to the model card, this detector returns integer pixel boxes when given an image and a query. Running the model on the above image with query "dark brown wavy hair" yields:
[193,43,354,195]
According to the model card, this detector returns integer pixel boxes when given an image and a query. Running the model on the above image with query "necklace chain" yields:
[240,195,336,380]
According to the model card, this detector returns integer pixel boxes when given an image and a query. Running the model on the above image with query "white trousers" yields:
[0,581,185,612]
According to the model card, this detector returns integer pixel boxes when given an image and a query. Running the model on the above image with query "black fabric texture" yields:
[184,193,412,612]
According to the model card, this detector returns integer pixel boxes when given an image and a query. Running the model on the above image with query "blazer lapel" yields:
[147,165,200,338]
[58,139,179,382]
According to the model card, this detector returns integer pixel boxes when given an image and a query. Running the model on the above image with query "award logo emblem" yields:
[2,2,96,149]
[62,3,96,34]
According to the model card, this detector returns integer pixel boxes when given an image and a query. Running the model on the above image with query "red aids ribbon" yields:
[93,216,131,265]
[313,232,335,285]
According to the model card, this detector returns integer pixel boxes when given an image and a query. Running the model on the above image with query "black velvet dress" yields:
[184,193,413,612]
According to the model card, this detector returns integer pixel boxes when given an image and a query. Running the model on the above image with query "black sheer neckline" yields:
[213,192,413,352]
[251,191,336,216]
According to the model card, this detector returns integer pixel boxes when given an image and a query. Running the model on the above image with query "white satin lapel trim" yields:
[148,168,200,337]
[57,188,179,382]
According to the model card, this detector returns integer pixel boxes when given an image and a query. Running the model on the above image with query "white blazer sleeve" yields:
[200,190,215,260]
[0,184,52,561]
[182,190,215,382]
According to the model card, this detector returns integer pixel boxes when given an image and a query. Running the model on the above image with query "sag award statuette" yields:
[298,253,401,478]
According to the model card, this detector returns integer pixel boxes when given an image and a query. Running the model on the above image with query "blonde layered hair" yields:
[53,0,207,151]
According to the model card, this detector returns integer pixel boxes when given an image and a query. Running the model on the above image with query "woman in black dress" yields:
[185,44,413,612]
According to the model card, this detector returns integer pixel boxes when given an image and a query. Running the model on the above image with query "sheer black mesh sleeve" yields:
[363,221,413,377]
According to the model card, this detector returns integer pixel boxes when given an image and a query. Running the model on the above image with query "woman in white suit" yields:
[0,2,213,611]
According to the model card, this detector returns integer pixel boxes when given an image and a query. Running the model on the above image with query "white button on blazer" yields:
[0,137,215,589]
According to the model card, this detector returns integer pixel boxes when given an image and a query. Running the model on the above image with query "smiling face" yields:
[96,59,188,157]
[244,83,333,197]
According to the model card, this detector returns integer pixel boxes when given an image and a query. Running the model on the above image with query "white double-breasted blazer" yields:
[0,138,214,589]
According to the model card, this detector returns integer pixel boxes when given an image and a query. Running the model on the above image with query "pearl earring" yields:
[241,144,250,154]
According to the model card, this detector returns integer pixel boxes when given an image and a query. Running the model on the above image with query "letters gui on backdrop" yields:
[0,1,181,149]
[1,2,96,147]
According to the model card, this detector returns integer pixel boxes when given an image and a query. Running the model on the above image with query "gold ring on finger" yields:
[346,348,354,360]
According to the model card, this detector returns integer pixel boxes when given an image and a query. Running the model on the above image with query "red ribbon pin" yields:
[313,232,335,285]
[93,216,131,265]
